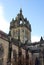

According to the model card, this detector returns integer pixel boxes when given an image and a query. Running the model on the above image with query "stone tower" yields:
[10,9,31,43]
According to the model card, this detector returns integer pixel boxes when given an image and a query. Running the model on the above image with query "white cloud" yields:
[31,35,40,42]
[0,5,10,33]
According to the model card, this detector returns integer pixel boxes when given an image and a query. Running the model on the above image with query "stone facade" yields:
[0,9,32,65]
[0,31,9,65]
[10,9,31,43]
[0,9,44,65]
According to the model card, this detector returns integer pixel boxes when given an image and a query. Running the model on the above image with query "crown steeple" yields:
[10,9,31,43]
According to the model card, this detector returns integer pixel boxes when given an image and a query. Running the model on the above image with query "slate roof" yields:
[0,30,8,41]
[11,37,44,53]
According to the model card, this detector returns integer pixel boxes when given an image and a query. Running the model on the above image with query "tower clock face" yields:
[0,44,4,58]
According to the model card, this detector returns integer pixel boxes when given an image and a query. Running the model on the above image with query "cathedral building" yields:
[10,9,31,43]
[0,9,44,65]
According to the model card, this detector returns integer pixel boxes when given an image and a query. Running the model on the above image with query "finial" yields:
[40,36,43,41]
[20,8,22,14]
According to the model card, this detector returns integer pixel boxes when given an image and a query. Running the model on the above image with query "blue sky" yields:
[0,0,44,42]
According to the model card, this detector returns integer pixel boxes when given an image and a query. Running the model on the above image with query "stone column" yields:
[7,37,12,65]
[18,46,22,65]
[42,49,44,65]
[31,52,34,65]
[25,49,29,65]
[39,51,43,65]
